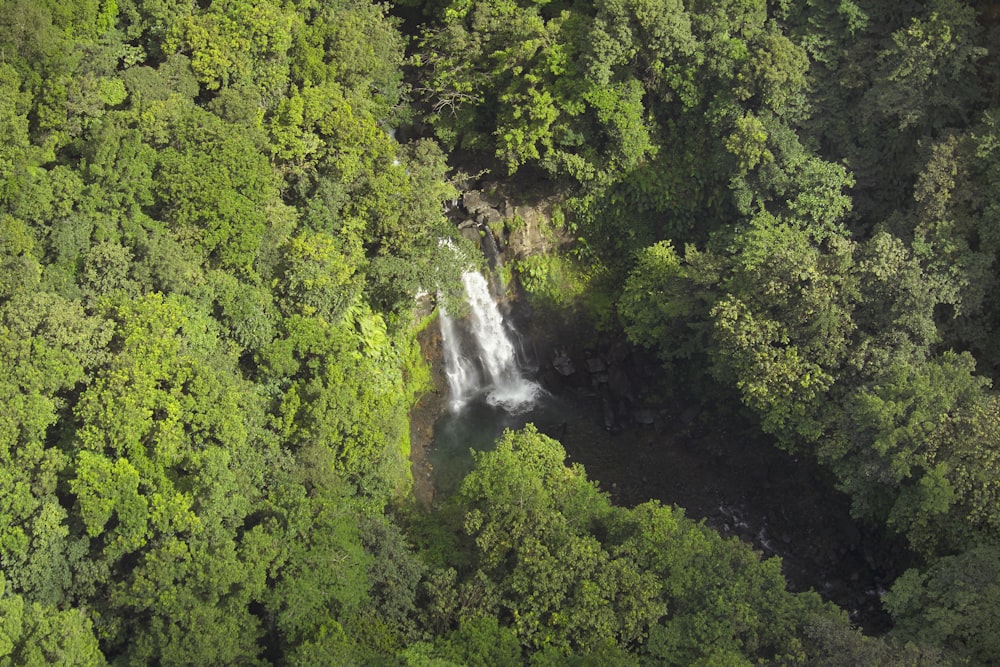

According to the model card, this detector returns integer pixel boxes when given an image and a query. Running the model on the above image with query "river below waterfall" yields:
[410,271,895,634]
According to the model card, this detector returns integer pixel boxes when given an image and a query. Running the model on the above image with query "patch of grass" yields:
[403,315,436,404]
[513,252,615,331]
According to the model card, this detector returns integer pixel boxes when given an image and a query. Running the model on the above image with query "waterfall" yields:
[439,308,481,410]
[479,226,502,271]
[438,271,541,414]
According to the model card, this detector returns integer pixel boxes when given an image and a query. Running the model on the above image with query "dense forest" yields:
[0,0,998,664]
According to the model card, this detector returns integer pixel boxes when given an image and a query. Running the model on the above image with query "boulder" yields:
[585,356,607,374]
[460,226,481,244]
[461,190,484,212]
[632,407,656,425]
[462,189,500,215]
[553,349,575,376]
[476,207,504,226]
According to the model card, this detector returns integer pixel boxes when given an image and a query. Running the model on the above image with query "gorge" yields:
[416,189,894,633]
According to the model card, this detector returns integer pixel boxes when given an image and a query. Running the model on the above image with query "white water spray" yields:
[438,307,481,410]
[438,271,541,414]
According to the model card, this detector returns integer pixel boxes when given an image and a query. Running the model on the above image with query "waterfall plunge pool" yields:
[430,269,559,493]
[428,392,602,497]
[416,270,892,633]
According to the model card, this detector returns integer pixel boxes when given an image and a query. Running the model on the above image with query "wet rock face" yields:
[553,349,576,377]
[450,182,570,270]
[460,189,499,216]
[453,190,505,268]
[537,334,667,436]
[476,206,504,226]
[585,355,607,375]
[450,180,669,435]
[462,190,503,221]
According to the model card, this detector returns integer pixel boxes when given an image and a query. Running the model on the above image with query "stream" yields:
[411,269,894,634]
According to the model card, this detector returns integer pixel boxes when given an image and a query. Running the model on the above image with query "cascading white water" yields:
[438,271,541,414]
[438,308,481,410]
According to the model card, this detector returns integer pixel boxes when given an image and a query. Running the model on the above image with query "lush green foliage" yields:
[405,427,914,665]
[3,0,1000,664]
[0,0,470,662]
[410,0,1000,663]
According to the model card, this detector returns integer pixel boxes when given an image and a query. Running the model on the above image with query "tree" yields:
[286,0,406,117]
[703,214,856,444]
[264,307,412,504]
[0,291,109,606]
[149,102,275,271]
[619,239,722,365]
[65,293,274,659]
[276,230,364,322]
[434,426,859,663]
[884,545,1000,665]
[863,0,985,134]
[455,427,663,652]
[164,0,294,97]
[0,64,31,204]
[0,576,106,667]
[620,208,1000,555]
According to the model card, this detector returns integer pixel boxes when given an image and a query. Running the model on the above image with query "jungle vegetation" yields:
[0,0,998,664]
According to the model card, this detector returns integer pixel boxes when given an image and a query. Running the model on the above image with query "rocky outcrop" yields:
[553,348,576,377]
[449,183,571,272]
